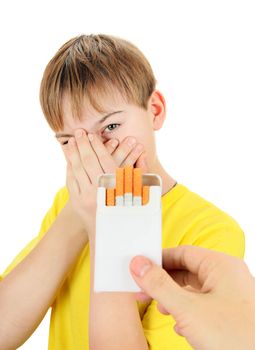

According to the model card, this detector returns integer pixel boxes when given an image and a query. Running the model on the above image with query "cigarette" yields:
[106,188,115,206]
[115,168,124,206]
[133,168,142,206]
[105,166,149,206]
[142,185,150,205]
[124,166,133,206]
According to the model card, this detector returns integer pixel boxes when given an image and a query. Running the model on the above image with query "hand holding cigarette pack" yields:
[94,166,162,292]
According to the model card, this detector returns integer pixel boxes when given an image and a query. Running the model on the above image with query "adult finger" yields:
[130,256,193,315]
[134,291,152,303]
[157,302,170,315]
[162,246,227,289]
[170,270,202,290]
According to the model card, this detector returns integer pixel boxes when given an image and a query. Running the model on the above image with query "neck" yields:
[149,158,177,196]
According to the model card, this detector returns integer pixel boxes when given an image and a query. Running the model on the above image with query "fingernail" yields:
[110,139,119,147]
[75,130,83,138]
[127,137,136,146]
[131,256,152,277]
[88,133,94,141]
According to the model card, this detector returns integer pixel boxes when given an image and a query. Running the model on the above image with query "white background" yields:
[0,0,254,349]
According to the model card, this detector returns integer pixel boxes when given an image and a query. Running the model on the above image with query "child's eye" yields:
[61,140,69,145]
[103,123,120,134]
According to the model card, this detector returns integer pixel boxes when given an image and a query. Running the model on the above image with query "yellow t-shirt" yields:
[0,184,245,349]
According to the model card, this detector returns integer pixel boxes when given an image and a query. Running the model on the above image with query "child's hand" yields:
[63,129,147,236]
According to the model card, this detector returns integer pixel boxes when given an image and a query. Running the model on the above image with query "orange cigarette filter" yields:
[105,166,149,206]
[124,166,133,194]
[106,188,115,206]
[116,168,124,196]
[142,185,150,205]
[133,168,142,197]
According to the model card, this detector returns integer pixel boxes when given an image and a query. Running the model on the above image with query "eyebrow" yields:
[55,110,124,139]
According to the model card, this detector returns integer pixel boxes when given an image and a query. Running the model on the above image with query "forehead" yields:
[61,89,128,131]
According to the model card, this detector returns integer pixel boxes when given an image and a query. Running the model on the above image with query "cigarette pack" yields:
[94,168,162,292]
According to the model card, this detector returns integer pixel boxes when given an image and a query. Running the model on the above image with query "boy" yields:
[0,34,245,349]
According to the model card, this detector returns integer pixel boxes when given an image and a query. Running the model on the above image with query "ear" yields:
[148,90,166,131]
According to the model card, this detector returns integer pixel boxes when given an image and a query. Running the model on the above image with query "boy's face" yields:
[56,89,165,170]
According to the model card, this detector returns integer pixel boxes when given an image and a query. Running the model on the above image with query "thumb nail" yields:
[131,256,152,277]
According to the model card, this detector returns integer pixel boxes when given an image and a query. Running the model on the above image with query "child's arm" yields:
[89,237,149,350]
[0,135,141,349]
[65,131,149,350]
[0,201,87,349]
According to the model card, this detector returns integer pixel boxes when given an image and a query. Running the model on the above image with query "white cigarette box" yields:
[94,172,162,292]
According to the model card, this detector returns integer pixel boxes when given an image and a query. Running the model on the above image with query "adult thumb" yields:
[130,256,192,315]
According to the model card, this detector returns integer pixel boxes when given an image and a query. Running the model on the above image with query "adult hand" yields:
[130,246,255,350]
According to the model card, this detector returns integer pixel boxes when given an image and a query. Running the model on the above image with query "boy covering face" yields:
[0,34,244,349]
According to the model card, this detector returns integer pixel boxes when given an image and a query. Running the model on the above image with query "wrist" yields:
[66,201,96,235]
[63,201,88,240]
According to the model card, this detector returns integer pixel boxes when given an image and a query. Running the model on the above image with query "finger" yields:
[162,246,227,287]
[111,136,137,166]
[66,162,80,197]
[67,137,91,191]
[120,144,145,167]
[134,291,153,303]
[170,270,202,290]
[134,151,149,173]
[86,133,116,176]
[61,144,69,163]
[174,324,184,337]
[157,302,170,315]
[74,130,103,182]
[183,285,202,293]
[104,138,119,155]
[130,256,193,316]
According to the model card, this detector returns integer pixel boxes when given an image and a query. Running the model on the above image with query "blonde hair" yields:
[39,34,157,131]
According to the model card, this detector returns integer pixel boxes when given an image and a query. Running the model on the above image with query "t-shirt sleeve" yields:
[0,187,69,280]
[142,220,245,349]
